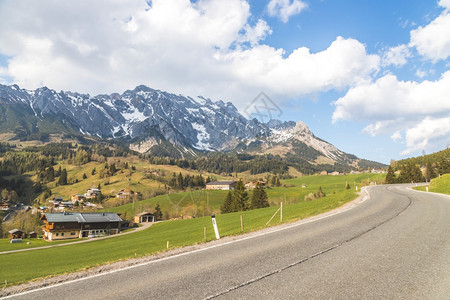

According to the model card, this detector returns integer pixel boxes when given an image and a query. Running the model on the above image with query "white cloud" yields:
[391,131,402,142]
[0,0,379,110]
[333,71,450,155]
[401,117,450,155]
[267,0,308,23]
[439,0,450,10]
[220,36,379,97]
[381,44,411,67]
[409,5,450,61]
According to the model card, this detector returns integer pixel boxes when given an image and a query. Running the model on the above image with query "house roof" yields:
[43,212,122,223]
[206,181,237,186]
[136,212,154,217]
[8,229,23,234]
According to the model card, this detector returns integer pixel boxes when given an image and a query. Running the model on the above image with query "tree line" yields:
[220,181,269,214]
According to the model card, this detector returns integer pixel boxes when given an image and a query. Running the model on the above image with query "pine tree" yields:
[221,191,233,213]
[177,172,184,189]
[385,166,396,184]
[154,203,163,220]
[56,166,62,177]
[250,183,269,209]
[82,173,87,179]
[231,180,248,212]
[57,168,68,186]
[275,176,281,187]
[425,163,435,182]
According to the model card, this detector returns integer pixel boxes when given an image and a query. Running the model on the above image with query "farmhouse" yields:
[41,212,122,241]
[206,181,237,190]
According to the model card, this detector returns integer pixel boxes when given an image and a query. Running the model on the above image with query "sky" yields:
[0,0,450,164]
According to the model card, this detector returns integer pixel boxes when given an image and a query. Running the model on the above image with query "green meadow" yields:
[107,173,385,218]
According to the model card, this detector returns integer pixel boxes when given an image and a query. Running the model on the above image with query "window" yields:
[56,233,59,236]
[61,233,64,236]
[70,232,76,236]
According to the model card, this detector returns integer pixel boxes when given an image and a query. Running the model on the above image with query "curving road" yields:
[5,184,450,299]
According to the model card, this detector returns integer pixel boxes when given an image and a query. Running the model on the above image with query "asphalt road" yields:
[6,184,450,299]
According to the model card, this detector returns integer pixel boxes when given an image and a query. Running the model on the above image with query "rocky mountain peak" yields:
[0,83,357,164]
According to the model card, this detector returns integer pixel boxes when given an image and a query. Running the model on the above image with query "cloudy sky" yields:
[1,0,449,164]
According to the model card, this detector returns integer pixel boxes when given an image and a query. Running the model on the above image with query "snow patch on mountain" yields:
[192,122,212,150]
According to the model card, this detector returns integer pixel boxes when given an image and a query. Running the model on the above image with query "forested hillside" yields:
[386,148,450,184]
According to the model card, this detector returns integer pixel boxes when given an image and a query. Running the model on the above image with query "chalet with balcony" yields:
[41,212,122,241]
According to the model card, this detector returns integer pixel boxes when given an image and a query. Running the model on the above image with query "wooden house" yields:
[0,201,10,210]
[116,189,140,201]
[71,194,86,202]
[8,229,24,239]
[41,212,122,241]
[84,188,101,199]
[134,212,155,223]
[28,231,38,238]
[205,181,237,190]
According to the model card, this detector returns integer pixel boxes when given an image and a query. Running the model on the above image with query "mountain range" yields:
[0,83,384,170]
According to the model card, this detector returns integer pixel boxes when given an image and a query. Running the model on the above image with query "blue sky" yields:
[1,0,450,164]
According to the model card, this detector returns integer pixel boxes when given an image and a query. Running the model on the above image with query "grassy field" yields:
[105,189,228,220]
[0,238,85,252]
[0,188,358,286]
[266,173,385,204]
[105,172,386,219]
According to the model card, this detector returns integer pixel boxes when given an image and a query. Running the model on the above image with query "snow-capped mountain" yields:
[0,83,355,164]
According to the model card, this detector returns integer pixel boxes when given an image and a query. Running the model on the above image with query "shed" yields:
[135,212,155,223]
[28,231,38,238]
[8,229,24,239]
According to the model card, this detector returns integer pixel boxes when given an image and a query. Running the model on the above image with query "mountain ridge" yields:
[0,83,384,170]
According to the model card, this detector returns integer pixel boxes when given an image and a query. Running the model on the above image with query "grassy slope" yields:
[46,159,222,201]
[0,189,357,286]
[414,174,450,194]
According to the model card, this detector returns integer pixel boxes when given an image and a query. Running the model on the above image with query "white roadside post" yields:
[211,214,220,240]
[426,186,429,192]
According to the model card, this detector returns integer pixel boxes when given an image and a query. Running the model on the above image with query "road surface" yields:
[5,184,450,299]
